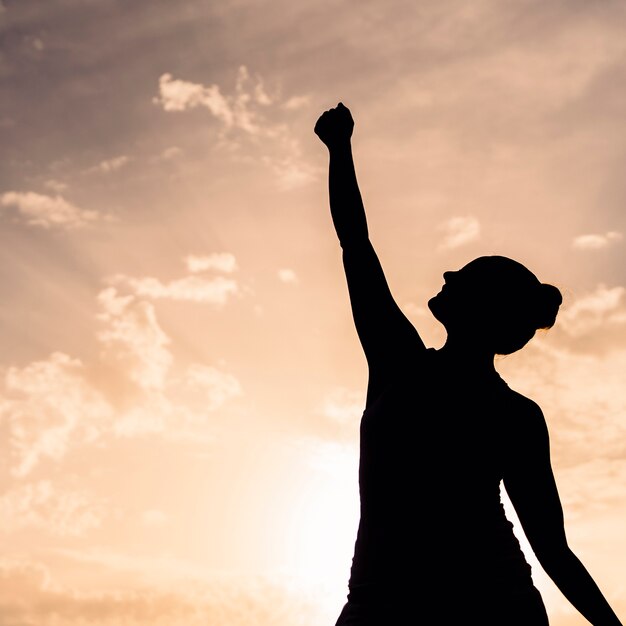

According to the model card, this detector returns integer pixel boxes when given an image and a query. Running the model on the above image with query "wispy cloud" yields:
[572,231,623,250]
[321,388,363,427]
[154,65,317,189]
[155,73,236,121]
[177,364,242,412]
[0,191,99,229]
[159,146,183,160]
[0,270,244,475]
[499,287,626,471]
[0,556,324,626]
[0,352,111,477]
[557,458,626,518]
[113,275,239,304]
[499,341,626,467]
[277,268,298,284]
[184,253,237,273]
[43,179,68,193]
[85,155,131,175]
[283,95,311,110]
[0,481,105,536]
[559,284,626,337]
[97,288,173,391]
[438,215,481,249]
[155,66,276,135]
[112,254,240,305]
[265,154,318,190]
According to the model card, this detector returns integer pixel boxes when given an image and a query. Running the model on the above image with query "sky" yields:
[0,0,625,624]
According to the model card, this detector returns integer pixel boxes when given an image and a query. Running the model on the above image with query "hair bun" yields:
[534,283,562,329]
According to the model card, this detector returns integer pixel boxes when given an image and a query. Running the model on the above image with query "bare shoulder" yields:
[500,386,549,442]
[502,387,544,416]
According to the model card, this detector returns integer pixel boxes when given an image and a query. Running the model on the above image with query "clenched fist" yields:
[314,102,354,149]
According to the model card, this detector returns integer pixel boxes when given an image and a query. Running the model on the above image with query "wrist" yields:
[327,139,352,154]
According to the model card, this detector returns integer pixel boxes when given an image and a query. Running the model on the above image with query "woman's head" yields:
[428,256,562,355]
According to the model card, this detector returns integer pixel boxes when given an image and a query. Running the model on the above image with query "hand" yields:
[314,102,354,149]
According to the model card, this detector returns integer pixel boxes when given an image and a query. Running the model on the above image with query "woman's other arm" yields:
[314,103,425,404]
[504,400,623,626]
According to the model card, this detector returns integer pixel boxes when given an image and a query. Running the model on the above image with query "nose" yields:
[443,271,456,283]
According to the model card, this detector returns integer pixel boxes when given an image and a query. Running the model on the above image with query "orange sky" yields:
[0,0,625,624]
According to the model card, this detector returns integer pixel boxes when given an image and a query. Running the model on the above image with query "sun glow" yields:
[282,442,360,613]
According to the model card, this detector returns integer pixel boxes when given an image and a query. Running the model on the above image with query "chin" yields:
[428,294,445,323]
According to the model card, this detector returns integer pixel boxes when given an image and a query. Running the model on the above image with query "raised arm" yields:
[314,103,425,404]
[504,400,623,626]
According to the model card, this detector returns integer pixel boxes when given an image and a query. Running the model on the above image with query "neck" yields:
[438,336,497,376]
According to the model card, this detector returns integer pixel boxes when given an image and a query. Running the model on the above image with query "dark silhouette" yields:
[314,103,623,626]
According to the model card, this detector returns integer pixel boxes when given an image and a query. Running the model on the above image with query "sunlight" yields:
[501,486,564,611]
[282,442,360,612]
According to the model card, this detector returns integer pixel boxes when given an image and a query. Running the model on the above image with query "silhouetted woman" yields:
[314,103,623,626]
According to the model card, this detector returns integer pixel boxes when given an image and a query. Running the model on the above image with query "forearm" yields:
[541,548,622,626]
[328,141,369,247]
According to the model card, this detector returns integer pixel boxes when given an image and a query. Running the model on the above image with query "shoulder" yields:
[500,387,549,443]
[502,387,544,417]
[500,391,553,482]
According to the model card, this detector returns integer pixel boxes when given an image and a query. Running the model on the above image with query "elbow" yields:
[534,542,574,575]
[340,235,370,251]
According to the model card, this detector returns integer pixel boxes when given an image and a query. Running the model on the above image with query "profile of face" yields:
[428,256,559,355]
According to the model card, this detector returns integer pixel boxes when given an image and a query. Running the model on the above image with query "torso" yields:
[348,347,534,599]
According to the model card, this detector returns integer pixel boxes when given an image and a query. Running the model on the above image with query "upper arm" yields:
[342,239,426,400]
[503,399,569,562]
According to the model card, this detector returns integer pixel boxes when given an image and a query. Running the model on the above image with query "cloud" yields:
[396,6,626,130]
[321,388,364,427]
[438,215,480,249]
[572,231,623,250]
[114,362,243,440]
[0,191,99,228]
[111,399,169,437]
[154,65,277,135]
[97,287,173,391]
[179,364,242,412]
[0,558,53,597]
[184,252,237,273]
[498,340,626,468]
[86,155,131,174]
[265,155,318,190]
[311,388,365,442]
[0,352,111,477]
[0,275,244,475]
[44,179,68,193]
[114,275,240,304]
[160,146,182,160]
[0,481,105,536]
[0,557,325,626]
[283,95,310,110]
[155,73,235,123]
[97,257,241,408]
[111,254,240,305]
[556,458,626,518]
[558,284,626,337]
[154,66,316,190]
[277,268,298,284]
